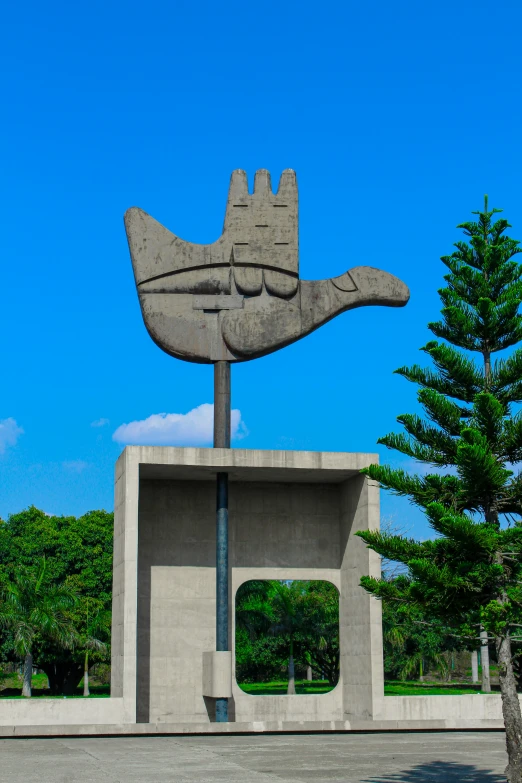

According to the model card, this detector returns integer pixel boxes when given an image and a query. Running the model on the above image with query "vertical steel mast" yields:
[213,361,230,722]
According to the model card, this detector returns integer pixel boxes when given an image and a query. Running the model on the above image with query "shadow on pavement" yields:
[363,761,505,782]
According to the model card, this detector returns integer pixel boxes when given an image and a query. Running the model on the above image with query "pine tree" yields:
[356,199,522,783]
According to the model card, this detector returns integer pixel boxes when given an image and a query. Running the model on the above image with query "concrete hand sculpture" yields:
[125,169,409,363]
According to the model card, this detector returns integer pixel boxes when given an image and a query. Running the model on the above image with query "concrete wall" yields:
[111,446,383,725]
[0,697,125,727]
[135,479,348,723]
[111,448,140,723]
[380,694,504,723]
[340,475,384,720]
[136,478,215,723]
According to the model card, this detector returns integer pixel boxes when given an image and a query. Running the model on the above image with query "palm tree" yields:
[79,600,110,696]
[235,581,273,638]
[0,559,77,697]
[300,581,340,687]
[267,581,305,695]
[398,649,449,682]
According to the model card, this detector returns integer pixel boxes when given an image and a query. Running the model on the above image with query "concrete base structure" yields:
[0,447,513,735]
[113,446,384,726]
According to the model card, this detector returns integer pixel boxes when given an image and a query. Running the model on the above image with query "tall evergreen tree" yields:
[356,200,522,782]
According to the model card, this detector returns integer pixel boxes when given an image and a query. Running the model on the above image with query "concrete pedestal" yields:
[111,447,384,725]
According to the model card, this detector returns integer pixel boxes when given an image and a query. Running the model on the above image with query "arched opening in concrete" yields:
[235,579,339,695]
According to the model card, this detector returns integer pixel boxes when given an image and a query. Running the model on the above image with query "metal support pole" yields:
[214,361,231,448]
[214,361,230,722]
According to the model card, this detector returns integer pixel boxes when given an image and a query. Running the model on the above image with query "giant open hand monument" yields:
[124,169,409,722]
[125,169,409,364]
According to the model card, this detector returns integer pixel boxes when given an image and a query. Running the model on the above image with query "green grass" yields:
[384,680,500,696]
[0,671,110,698]
[238,678,502,696]
[1,671,502,699]
[238,679,335,695]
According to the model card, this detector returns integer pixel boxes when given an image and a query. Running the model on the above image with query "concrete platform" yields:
[0,690,511,734]
[0,732,508,782]
[0,715,506,738]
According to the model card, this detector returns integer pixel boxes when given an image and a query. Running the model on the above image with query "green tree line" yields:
[0,507,113,696]
[235,579,340,692]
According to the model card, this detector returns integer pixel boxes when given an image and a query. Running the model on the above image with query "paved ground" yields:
[0,731,508,782]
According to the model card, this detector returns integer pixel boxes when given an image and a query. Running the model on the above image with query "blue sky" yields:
[1,0,521,538]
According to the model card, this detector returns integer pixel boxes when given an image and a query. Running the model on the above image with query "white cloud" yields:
[112,403,248,447]
[0,418,23,455]
[62,460,89,474]
[91,418,110,428]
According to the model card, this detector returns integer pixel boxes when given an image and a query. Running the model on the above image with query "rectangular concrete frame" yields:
[111,446,384,725]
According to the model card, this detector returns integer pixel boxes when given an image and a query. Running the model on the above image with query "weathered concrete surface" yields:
[111,446,383,726]
[122,448,383,723]
[380,694,506,722]
[0,697,124,727]
[0,732,508,782]
[202,651,233,698]
[340,475,383,721]
[125,170,409,363]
